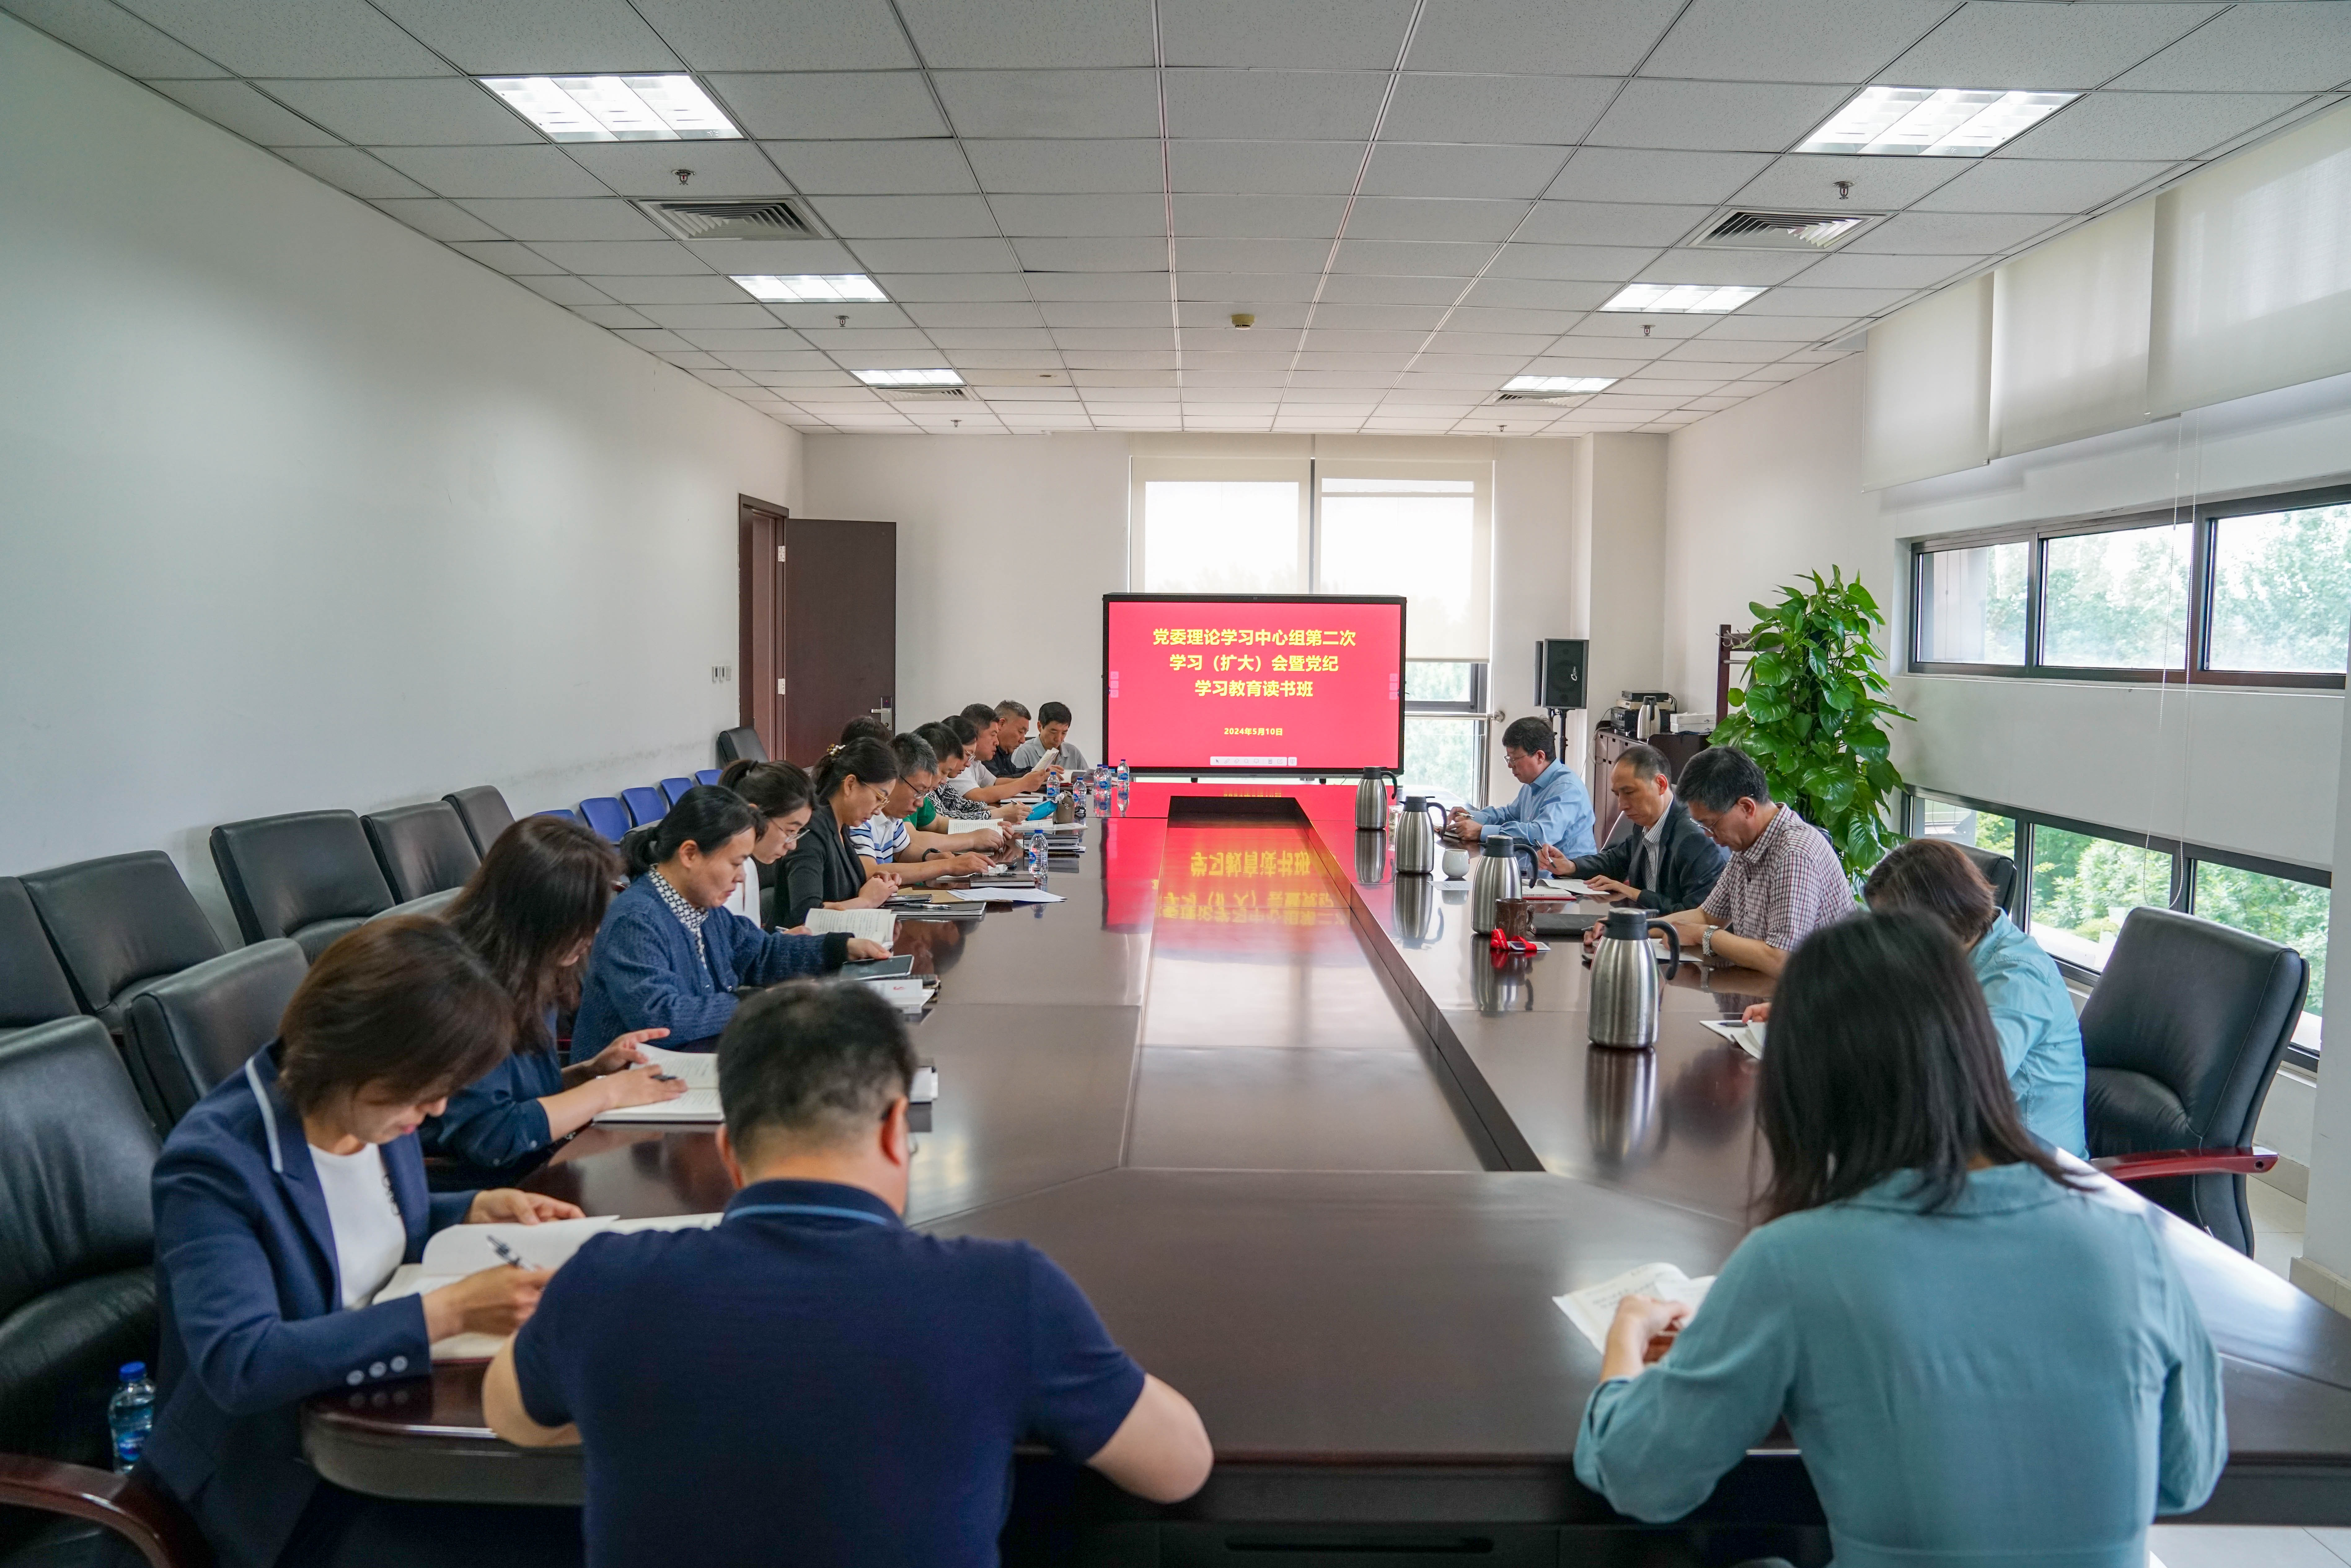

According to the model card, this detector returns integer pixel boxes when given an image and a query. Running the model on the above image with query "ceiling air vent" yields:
[636,198,817,241]
[1493,390,1582,404]
[1691,209,1884,251]
[877,385,971,401]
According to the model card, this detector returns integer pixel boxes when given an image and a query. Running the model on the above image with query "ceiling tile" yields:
[924,327,1060,350]
[1055,329,1179,350]
[1586,79,1855,153]
[964,138,1164,192]
[681,328,820,350]
[765,139,977,194]
[272,144,430,198]
[1341,196,1527,242]
[457,196,665,240]
[2,0,224,76]
[1636,248,1820,285]
[1911,157,2177,215]
[151,79,337,145]
[446,238,565,274]
[994,193,1168,236]
[1643,0,1949,85]
[1422,329,1551,355]
[567,302,655,328]
[113,0,444,74]
[631,0,913,69]
[1045,299,1177,327]
[1791,250,1977,289]
[850,236,1022,271]
[374,144,612,198]
[260,78,537,146]
[706,72,946,139]
[1307,302,1450,331]
[1163,68,1388,140]
[1361,142,1568,199]
[1013,236,1168,271]
[521,275,618,308]
[368,0,679,73]
[563,142,788,196]
[933,68,1159,138]
[1168,140,1364,195]
[1028,271,1175,299]
[1730,152,1966,211]
[1661,336,1795,361]
[1546,147,1773,205]
[1842,210,2054,254]
[524,239,713,273]
[638,302,783,330]
[1172,237,1334,272]
[608,327,693,350]
[1881,2,2221,92]
[1405,0,1681,75]
[1568,314,1708,338]
[878,272,1035,300]
[1697,311,1855,341]
[1455,277,1617,310]
[583,274,760,304]
[1330,238,1500,275]
[895,0,1155,68]
[2114,4,2351,94]
[1446,305,1580,334]
[1486,242,1659,280]
[1160,0,1417,68]
[905,302,1050,328]
[807,194,1000,238]
[1513,200,1709,247]
[370,197,506,241]
[1744,284,1911,316]
[1321,273,1473,304]
[1379,73,1615,144]
[1173,270,1326,300]
[1996,91,2309,164]
[759,302,914,328]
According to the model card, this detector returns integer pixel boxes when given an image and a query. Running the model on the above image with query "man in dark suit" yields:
[1537,742,1726,914]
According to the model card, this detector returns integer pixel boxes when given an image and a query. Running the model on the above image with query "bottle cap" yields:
[120,1362,146,1379]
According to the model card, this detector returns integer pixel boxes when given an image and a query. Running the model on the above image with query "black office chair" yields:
[360,803,481,905]
[368,889,462,923]
[716,726,767,766]
[208,812,394,962]
[0,1018,205,1568]
[443,786,516,857]
[0,878,80,1041]
[19,854,225,1036]
[121,940,307,1130]
[2081,906,2307,1256]
[1952,842,2019,919]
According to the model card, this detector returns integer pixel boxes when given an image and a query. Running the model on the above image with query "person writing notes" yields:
[483,981,1215,1567]
[574,786,886,1052]
[1657,745,1851,977]
[1575,913,2222,1566]
[148,919,587,1568]
[421,816,686,1179]
[951,702,1054,806]
[714,758,816,928]
[851,732,1003,886]
[1537,742,1726,914]
[927,717,1027,822]
[780,738,908,927]
[1447,717,1597,872]
[1011,699,1087,773]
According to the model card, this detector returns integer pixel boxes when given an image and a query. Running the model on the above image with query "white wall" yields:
[1493,438,1582,781]
[0,16,800,936]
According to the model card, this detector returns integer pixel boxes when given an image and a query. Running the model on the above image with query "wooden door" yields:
[739,501,896,766]
[738,498,788,759]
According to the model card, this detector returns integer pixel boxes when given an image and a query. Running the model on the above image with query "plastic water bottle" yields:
[1118,758,1130,788]
[1025,828,1048,875]
[107,1363,154,1473]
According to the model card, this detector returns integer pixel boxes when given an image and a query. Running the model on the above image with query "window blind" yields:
[1990,200,2154,459]
[1862,274,1991,490]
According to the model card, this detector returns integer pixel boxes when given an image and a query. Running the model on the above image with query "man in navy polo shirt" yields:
[483,982,1212,1566]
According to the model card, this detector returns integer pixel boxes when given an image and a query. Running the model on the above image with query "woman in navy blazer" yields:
[148,918,584,1568]
[573,786,889,1051]
[421,815,687,1179]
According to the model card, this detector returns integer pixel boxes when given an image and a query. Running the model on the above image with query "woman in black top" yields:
[779,736,902,927]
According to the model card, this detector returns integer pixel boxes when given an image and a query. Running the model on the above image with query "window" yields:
[1402,661,1487,806]
[1918,797,2016,860]
[2193,863,2328,1032]
[1139,478,1306,593]
[1909,484,2351,689]
[2026,826,2174,971]
[1315,476,1485,659]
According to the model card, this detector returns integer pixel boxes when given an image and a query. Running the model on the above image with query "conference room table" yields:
[305,784,2351,1563]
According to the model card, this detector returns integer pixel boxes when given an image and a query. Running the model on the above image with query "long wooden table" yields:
[305,790,2351,1561]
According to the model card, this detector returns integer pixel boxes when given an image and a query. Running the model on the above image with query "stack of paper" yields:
[947,887,1065,904]
[1553,1262,1716,1354]
[865,975,934,1015]
[1532,877,1598,898]
[804,907,897,944]
[1698,1017,1766,1057]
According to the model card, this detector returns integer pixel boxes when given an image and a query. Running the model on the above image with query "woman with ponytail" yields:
[574,785,890,1051]
[716,758,816,927]
[779,736,904,928]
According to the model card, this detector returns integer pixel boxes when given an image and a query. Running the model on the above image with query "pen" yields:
[486,1235,525,1269]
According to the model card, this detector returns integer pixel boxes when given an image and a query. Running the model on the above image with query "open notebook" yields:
[1698,1017,1767,1058]
[597,1046,938,1125]
[802,907,896,944]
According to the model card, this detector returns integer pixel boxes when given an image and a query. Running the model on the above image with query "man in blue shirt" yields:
[484,982,1212,1566]
[1447,716,1598,871]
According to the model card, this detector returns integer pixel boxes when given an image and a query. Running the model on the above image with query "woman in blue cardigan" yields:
[1575,912,2223,1566]
[149,917,585,1568]
[421,814,688,1179]
[573,785,889,1051]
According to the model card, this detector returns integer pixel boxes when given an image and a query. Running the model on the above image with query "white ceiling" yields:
[10,0,2348,435]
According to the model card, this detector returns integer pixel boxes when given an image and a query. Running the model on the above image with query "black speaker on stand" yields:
[1534,639,1587,764]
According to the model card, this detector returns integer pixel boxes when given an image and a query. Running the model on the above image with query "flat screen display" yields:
[1101,595,1406,773]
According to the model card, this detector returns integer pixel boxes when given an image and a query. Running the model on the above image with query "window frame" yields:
[1402,662,1490,802]
[1907,481,2351,690]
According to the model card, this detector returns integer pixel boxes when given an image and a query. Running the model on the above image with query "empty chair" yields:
[577,796,630,842]
[0,876,80,1040]
[360,801,481,904]
[2082,906,2308,1255]
[20,852,226,1034]
[538,808,581,823]
[1952,841,2019,916]
[659,776,695,807]
[443,785,517,856]
[0,1016,190,1568]
[621,786,668,827]
[368,888,463,923]
[716,726,767,765]
[209,810,395,961]
[694,769,721,787]
[123,939,307,1130]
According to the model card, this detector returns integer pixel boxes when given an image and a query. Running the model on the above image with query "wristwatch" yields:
[1700,924,1716,961]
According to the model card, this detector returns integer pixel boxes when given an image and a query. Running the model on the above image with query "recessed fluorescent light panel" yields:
[1503,375,1617,393]
[1599,285,1764,314]
[733,274,890,303]
[1798,86,2077,157]
[854,368,964,388]
[483,75,740,142]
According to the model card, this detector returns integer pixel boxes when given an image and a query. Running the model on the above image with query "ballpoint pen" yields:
[486,1235,525,1269]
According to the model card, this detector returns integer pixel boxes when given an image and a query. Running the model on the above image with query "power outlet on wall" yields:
[711,664,733,684]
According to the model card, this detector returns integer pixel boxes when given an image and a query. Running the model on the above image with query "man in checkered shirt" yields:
[1660,746,1853,977]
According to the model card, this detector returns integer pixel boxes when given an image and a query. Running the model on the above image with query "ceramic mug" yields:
[1441,845,1471,879]
[1494,898,1535,943]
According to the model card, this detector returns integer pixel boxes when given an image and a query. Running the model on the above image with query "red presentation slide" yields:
[1102,595,1405,773]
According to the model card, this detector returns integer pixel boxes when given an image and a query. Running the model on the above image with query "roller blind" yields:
[1862,274,1991,490]
[1990,200,2155,458]
[1313,463,1492,660]
[2150,99,2351,416]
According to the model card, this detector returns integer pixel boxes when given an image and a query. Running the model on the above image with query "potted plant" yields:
[1712,568,1913,877]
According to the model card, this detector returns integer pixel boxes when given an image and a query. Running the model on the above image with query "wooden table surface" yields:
[305,793,2351,1551]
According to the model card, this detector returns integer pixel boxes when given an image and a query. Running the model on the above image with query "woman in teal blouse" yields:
[1577,912,2223,1568]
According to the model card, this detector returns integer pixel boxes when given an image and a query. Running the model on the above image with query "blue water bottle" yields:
[108,1362,154,1473]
